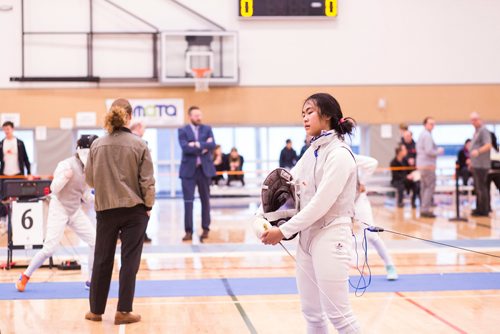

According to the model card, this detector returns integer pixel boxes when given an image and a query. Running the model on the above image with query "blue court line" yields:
[1,272,499,301]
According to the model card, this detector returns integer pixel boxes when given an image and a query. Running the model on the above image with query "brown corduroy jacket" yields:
[85,127,155,212]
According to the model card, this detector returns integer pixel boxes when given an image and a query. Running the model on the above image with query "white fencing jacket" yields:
[279,130,357,250]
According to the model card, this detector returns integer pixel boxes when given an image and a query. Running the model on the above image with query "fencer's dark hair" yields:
[423,116,433,125]
[188,106,199,115]
[304,93,356,140]
[286,139,292,144]
[2,121,14,128]
[464,138,471,145]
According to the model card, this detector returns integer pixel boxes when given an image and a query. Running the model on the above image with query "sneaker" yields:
[15,274,30,292]
[144,233,152,243]
[115,311,141,325]
[386,265,398,281]
[85,311,102,322]
[85,281,91,290]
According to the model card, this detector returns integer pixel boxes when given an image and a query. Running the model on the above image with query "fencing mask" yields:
[260,168,299,240]
[76,134,98,167]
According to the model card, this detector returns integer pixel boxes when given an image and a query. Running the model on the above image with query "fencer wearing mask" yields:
[16,135,98,292]
[258,93,361,334]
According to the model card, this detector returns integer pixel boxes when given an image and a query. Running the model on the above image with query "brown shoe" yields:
[182,232,192,241]
[200,230,209,240]
[85,311,102,322]
[115,311,141,325]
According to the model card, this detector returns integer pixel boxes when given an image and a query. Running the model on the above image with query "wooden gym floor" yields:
[1,194,499,334]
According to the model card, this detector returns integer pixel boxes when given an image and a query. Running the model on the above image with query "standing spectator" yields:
[130,121,152,243]
[0,121,31,176]
[390,144,419,208]
[416,117,444,218]
[178,106,216,242]
[227,147,245,186]
[457,139,472,186]
[298,136,311,161]
[85,98,155,325]
[402,130,417,167]
[279,139,298,170]
[469,112,492,216]
[212,145,227,186]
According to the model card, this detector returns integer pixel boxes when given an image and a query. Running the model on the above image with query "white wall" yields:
[1,0,500,87]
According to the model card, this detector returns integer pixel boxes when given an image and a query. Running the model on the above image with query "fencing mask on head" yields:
[76,134,98,167]
[260,168,299,240]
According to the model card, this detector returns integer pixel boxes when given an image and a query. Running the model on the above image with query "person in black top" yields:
[226,147,244,186]
[457,139,472,186]
[212,145,228,185]
[401,130,417,167]
[390,144,419,208]
[279,139,298,170]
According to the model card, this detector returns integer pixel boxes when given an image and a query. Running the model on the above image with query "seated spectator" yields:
[390,144,420,208]
[457,139,472,186]
[402,130,417,167]
[227,147,244,186]
[212,145,227,185]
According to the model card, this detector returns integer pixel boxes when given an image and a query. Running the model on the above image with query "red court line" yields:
[395,291,467,334]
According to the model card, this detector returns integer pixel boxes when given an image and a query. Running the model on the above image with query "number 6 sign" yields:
[11,201,44,247]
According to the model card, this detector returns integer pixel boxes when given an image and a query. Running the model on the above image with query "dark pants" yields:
[472,168,490,214]
[90,205,149,314]
[182,167,211,233]
[392,180,419,205]
[458,167,472,186]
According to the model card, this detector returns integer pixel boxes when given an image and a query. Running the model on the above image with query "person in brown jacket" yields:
[84,98,155,325]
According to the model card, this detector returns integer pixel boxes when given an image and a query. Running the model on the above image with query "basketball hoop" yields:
[191,68,211,92]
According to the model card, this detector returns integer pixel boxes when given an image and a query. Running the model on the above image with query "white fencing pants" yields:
[296,223,361,334]
[25,199,96,280]
[354,193,394,267]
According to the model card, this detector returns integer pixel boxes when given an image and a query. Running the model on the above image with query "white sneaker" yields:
[386,265,398,281]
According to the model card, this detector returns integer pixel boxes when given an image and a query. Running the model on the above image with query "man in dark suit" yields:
[178,106,216,242]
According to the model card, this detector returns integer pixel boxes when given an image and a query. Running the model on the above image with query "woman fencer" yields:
[16,135,97,292]
[354,154,398,280]
[260,93,361,334]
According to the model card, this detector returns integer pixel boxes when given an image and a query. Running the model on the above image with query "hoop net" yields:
[191,68,211,92]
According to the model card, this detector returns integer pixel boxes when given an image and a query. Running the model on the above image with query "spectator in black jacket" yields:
[0,121,31,176]
[227,147,244,186]
[390,144,419,208]
[457,139,472,186]
[279,139,298,170]
[401,130,417,167]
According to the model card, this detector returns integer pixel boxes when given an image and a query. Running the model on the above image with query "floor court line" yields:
[395,291,467,334]
[2,272,500,301]
[221,277,258,334]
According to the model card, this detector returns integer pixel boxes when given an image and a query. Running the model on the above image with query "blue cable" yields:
[349,228,372,296]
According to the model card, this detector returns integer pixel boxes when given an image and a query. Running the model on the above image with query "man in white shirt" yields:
[0,121,31,176]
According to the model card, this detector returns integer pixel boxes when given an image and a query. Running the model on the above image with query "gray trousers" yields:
[420,169,436,213]
[472,168,490,214]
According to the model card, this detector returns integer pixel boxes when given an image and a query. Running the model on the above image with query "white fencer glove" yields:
[252,217,272,239]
